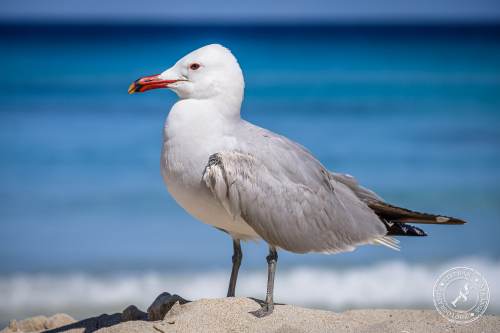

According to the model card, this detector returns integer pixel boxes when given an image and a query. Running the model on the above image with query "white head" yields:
[129,44,244,107]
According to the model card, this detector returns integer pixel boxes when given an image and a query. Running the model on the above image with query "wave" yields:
[1,257,498,323]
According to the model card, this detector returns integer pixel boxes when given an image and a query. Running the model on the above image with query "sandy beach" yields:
[1,296,498,333]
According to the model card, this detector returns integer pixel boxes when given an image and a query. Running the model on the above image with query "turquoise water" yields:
[1,24,500,274]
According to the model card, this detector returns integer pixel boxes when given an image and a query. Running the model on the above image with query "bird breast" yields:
[159,100,259,239]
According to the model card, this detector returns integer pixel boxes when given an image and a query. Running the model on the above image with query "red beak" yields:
[128,74,180,94]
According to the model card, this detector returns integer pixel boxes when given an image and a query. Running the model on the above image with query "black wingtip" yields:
[368,200,467,225]
[384,221,428,237]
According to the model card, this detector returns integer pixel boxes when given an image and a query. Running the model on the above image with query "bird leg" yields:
[250,246,278,318]
[227,239,242,297]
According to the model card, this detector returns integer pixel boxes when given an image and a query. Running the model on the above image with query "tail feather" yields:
[368,201,467,225]
[373,236,400,251]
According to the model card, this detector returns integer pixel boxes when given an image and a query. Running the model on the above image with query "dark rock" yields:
[147,292,189,321]
[121,305,148,322]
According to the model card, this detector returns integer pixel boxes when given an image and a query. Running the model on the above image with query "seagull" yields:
[128,44,466,317]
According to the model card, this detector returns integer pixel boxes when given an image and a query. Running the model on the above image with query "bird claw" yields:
[250,304,274,318]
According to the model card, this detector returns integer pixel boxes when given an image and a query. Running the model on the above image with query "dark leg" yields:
[227,239,242,297]
[250,246,278,318]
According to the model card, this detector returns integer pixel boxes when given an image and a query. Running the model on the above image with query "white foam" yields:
[1,257,498,323]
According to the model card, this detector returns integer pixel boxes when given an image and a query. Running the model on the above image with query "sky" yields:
[2,0,500,23]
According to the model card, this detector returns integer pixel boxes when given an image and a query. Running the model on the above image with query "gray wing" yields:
[201,134,395,253]
[330,172,384,203]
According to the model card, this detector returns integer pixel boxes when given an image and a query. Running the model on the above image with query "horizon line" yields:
[1,18,500,26]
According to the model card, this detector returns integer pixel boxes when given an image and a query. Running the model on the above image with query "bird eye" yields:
[190,63,200,70]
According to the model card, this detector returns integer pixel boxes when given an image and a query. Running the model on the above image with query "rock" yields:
[94,313,122,329]
[7,320,18,332]
[121,305,147,322]
[163,301,184,324]
[44,313,76,329]
[164,301,183,319]
[16,316,47,332]
[147,292,189,321]
[43,312,122,333]
[1,314,75,333]
[0,320,18,333]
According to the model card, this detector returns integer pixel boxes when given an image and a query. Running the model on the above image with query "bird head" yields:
[128,44,244,102]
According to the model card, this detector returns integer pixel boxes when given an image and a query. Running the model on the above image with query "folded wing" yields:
[201,151,391,253]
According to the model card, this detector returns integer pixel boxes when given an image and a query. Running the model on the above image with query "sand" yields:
[2,297,499,333]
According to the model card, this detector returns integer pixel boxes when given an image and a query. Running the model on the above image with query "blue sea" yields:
[0,24,499,323]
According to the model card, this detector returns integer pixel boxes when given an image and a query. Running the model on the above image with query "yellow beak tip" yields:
[128,83,137,95]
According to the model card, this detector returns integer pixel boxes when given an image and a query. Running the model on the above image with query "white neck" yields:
[212,93,243,120]
[176,87,243,120]
[164,96,240,143]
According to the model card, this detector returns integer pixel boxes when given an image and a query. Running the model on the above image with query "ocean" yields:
[0,23,499,323]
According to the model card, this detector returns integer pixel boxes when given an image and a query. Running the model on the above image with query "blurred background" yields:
[1,0,500,326]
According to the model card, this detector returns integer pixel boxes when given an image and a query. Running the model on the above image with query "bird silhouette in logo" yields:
[451,283,469,307]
